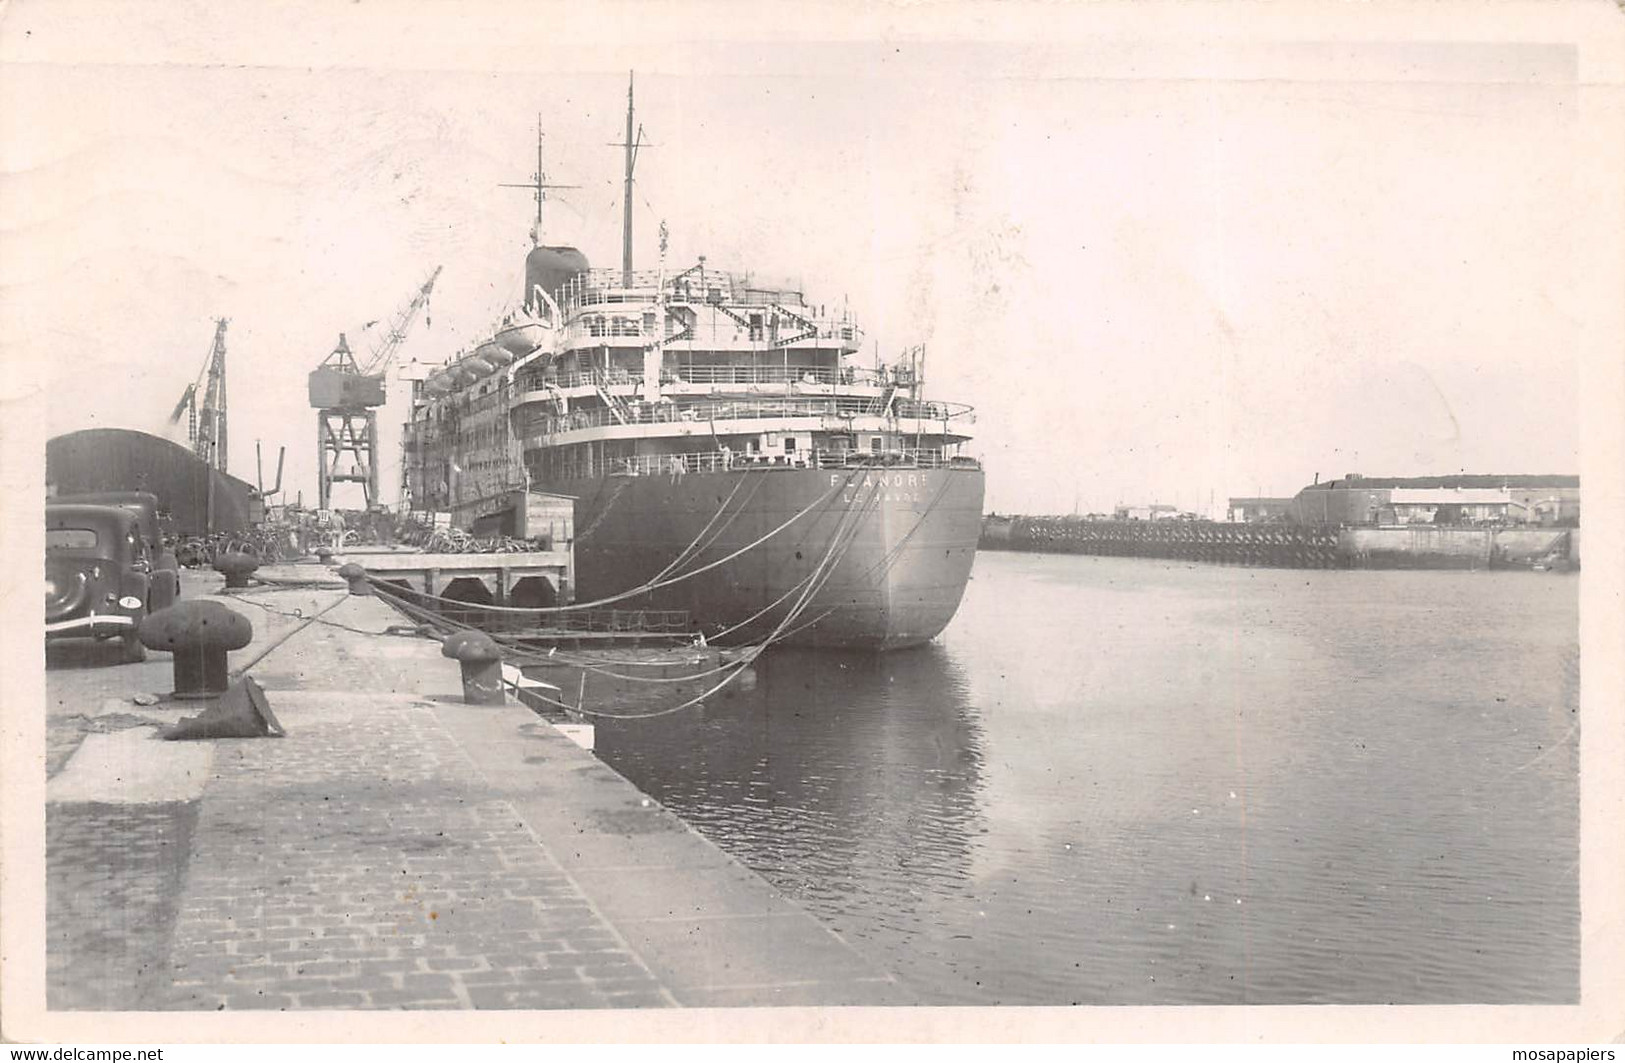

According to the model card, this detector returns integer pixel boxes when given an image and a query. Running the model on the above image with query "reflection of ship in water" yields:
[588,644,992,997]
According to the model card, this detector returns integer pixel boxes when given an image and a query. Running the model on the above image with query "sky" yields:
[0,2,1605,516]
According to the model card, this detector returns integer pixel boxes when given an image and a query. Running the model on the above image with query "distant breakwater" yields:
[980,516,1579,571]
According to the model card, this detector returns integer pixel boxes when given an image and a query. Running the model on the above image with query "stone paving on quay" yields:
[44,567,908,1011]
[159,698,673,1010]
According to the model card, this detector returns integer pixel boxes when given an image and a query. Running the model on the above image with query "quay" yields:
[334,546,573,608]
[329,548,699,648]
[981,514,1581,571]
[44,566,912,1011]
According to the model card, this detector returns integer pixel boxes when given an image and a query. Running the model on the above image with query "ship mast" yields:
[531,118,545,231]
[619,72,644,287]
[500,114,575,247]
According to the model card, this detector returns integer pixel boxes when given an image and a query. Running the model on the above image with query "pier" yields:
[44,566,910,1011]
[982,516,1343,568]
[981,516,1581,571]
[335,546,574,607]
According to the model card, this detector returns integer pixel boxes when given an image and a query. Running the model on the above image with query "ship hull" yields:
[542,464,985,649]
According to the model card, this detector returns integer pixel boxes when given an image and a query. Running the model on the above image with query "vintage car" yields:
[52,490,179,611]
[45,503,155,662]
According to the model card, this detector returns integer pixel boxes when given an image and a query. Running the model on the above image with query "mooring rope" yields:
[640,468,757,587]
[362,468,864,615]
[558,479,883,719]
[227,593,354,678]
[348,469,890,718]
[512,476,886,686]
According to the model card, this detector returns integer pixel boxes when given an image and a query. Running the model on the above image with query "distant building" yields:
[1113,503,1181,522]
[1227,497,1295,523]
[1389,487,1510,524]
[1290,473,1579,526]
[1507,487,1582,525]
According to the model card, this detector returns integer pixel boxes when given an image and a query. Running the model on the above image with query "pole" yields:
[535,114,545,229]
[622,73,636,287]
[217,329,227,474]
[317,413,328,511]
[914,345,926,454]
[366,411,379,508]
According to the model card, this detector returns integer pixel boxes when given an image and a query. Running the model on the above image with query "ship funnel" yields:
[525,245,590,311]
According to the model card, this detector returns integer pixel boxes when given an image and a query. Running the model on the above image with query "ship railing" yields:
[558,266,858,317]
[559,269,667,306]
[598,447,980,478]
[519,363,906,393]
[518,395,975,437]
[728,289,801,308]
[564,266,752,300]
[562,268,716,311]
[570,313,654,339]
[671,364,886,387]
[559,314,859,346]
[518,368,642,392]
[893,398,973,420]
[519,365,837,391]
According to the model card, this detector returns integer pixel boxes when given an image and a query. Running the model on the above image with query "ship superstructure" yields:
[404,82,984,648]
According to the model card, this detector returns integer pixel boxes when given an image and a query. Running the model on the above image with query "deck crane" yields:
[309,266,440,510]
[168,318,230,472]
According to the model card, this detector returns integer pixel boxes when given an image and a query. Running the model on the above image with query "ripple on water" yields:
[592,555,1579,1004]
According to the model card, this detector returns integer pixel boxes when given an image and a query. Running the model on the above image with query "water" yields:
[591,551,1579,1004]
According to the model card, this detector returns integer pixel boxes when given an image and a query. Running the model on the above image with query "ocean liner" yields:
[403,81,984,648]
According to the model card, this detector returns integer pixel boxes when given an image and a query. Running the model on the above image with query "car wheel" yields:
[119,630,147,664]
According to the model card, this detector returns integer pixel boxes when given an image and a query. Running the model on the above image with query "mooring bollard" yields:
[213,551,260,589]
[442,630,505,705]
[315,545,334,565]
[337,562,372,596]
[137,599,255,700]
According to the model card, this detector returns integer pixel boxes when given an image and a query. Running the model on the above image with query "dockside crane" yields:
[168,318,230,472]
[309,267,441,510]
[168,384,198,446]
[360,265,443,377]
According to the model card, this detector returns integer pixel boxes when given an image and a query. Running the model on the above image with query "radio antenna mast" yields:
[499,115,577,245]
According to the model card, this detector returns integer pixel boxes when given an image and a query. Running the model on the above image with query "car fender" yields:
[119,569,150,614]
[46,569,90,619]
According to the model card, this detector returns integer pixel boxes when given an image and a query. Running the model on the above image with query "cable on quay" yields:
[227,593,355,679]
[222,589,435,641]
[244,573,351,590]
